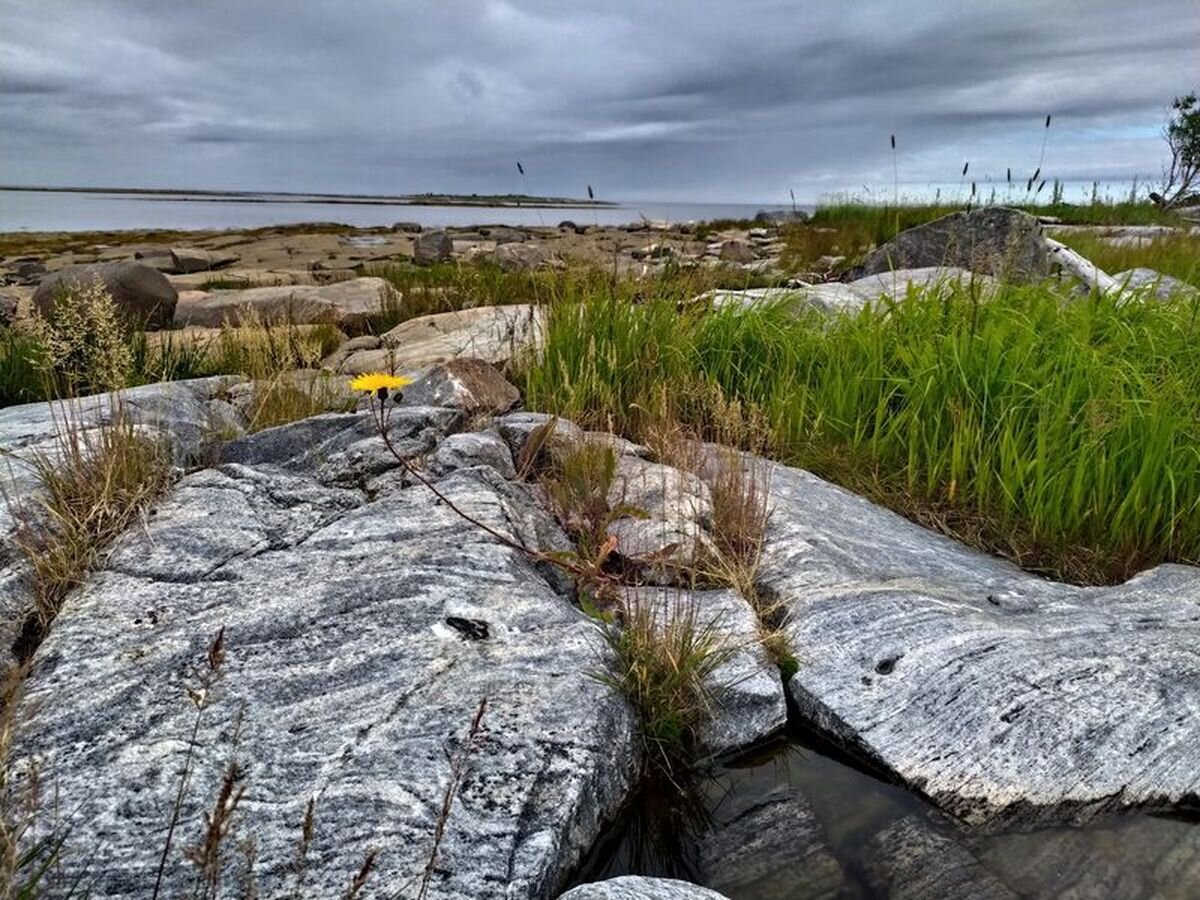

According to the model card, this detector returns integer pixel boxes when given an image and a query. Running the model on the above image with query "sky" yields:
[2,0,1198,204]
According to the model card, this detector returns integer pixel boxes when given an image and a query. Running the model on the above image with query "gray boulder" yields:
[12,259,47,284]
[696,785,845,899]
[559,877,731,900]
[10,413,638,898]
[174,277,396,333]
[606,456,715,574]
[851,207,1051,281]
[33,261,178,329]
[168,247,240,274]
[484,226,525,244]
[495,412,586,461]
[757,462,1200,828]
[718,240,757,264]
[392,221,423,233]
[1114,267,1198,300]
[400,357,522,415]
[414,230,454,265]
[429,430,517,480]
[494,242,550,271]
[337,305,545,374]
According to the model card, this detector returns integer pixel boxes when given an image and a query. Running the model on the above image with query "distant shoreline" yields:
[0,185,616,209]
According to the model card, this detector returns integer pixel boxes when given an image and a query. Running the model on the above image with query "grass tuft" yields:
[594,592,732,772]
[8,407,172,659]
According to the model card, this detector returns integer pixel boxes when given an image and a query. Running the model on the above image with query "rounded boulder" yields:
[33,261,178,329]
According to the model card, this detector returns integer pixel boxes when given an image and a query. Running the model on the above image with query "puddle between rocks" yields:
[568,726,1200,899]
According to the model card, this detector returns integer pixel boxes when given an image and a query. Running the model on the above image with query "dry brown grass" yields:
[7,406,171,661]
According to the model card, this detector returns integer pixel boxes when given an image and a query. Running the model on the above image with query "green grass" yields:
[784,198,1188,274]
[518,281,1200,584]
[595,591,732,771]
[1,319,344,409]
[364,260,779,329]
[0,328,49,407]
[1055,231,1200,288]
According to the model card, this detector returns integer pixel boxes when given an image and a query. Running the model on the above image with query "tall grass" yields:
[519,282,1200,583]
[1055,231,1200,287]
[795,198,1184,273]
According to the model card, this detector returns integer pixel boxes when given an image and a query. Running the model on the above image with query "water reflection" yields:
[567,728,1200,899]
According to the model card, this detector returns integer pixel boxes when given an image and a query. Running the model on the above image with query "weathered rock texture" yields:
[495,242,551,271]
[414,229,454,264]
[758,462,1200,828]
[0,289,17,325]
[10,409,638,898]
[174,277,395,332]
[865,817,1018,900]
[336,305,544,374]
[850,207,1052,281]
[701,266,996,316]
[559,877,731,900]
[400,358,522,416]
[971,812,1200,899]
[33,260,179,328]
[1115,267,1198,300]
[0,378,245,669]
[696,785,845,899]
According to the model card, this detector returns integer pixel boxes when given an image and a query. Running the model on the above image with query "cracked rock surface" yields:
[759,463,1200,828]
[10,409,637,898]
[0,377,246,666]
[559,876,731,900]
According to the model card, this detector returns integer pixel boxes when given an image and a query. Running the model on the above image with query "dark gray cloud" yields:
[2,0,1197,202]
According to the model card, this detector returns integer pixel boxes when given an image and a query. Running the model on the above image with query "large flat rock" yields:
[699,266,996,316]
[10,414,637,897]
[175,277,396,332]
[0,378,245,663]
[336,304,545,373]
[756,462,1200,828]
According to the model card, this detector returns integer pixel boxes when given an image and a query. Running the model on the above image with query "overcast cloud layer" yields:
[2,0,1198,203]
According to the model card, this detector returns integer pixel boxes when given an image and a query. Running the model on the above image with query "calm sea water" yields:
[0,189,797,233]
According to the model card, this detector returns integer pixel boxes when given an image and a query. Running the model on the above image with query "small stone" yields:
[718,240,757,264]
[400,357,521,415]
[413,229,453,265]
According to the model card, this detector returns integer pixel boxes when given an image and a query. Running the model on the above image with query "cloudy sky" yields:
[2,0,1198,203]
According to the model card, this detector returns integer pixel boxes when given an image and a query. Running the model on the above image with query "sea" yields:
[0,188,799,233]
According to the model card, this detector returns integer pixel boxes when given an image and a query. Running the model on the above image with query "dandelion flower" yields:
[350,372,412,399]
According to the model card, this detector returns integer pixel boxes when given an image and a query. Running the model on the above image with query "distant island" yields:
[0,184,616,209]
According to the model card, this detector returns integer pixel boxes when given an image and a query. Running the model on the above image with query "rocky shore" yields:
[1,208,1198,898]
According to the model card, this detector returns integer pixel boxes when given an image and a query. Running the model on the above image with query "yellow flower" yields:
[349,372,413,395]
